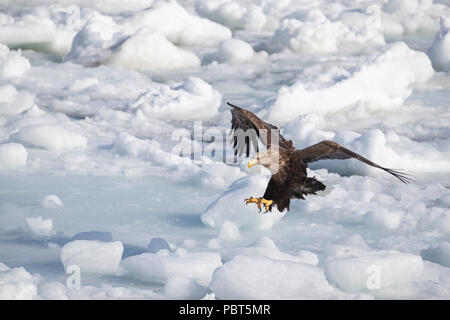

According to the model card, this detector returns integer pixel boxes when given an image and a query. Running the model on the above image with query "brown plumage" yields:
[228,102,414,212]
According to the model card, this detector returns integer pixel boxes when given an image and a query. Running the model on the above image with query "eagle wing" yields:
[297,140,414,184]
[228,102,293,157]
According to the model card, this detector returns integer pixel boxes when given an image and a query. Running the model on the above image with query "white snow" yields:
[383,0,419,14]
[13,125,87,150]
[164,274,207,299]
[122,249,222,287]
[38,282,69,300]
[0,85,35,117]
[66,1,231,69]
[41,194,63,209]
[128,0,232,47]
[25,216,53,236]
[210,255,335,299]
[428,17,450,71]
[38,280,158,300]
[0,44,30,77]
[108,32,201,72]
[201,175,287,231]
[218,220,241,241]
[0,0,449,301]
[222,236,319,265]
[0,265,38,300]
[129,77,221,120]
[270,8,384,54]
[214,39,254,64]
[60,240,124,275]
[363,208,404,230]
[263,42,433,125]
[324,244,425,293]
[421,242,450,268]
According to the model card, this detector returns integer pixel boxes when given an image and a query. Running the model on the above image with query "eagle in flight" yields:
[228,102,413,213]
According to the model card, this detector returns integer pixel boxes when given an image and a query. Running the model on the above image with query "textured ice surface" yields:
[210,255,335,299]
[0,0,449,300]
[60,240,123,275]
[122,249,222,287]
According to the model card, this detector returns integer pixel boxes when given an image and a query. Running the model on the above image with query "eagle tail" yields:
[294,177,326,199]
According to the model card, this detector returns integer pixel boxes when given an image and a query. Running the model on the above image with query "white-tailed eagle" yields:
[228,102,413,212]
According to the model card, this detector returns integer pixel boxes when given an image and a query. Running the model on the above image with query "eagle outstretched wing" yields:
[296,140,414,184]
[228,102,293,157]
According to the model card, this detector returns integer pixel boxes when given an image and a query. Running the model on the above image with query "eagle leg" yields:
[245,197,273,213]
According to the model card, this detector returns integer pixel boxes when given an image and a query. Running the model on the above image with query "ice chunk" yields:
[195,0,276,31]
[65,12,121,67]
[183,239,197,249]
[270,9,384,54]
[427,17,450,71]
[39,282,68,300]
[60,240,124,275]
[129,0,231,47]
[0,263,9,272]
[0,6,82,55]
[13,125,87,150]
[215,39,254,64]
[0,85,35,117]
[264,42,433,125]
[25,216,53,237]
[66,1,231,68]
[71,231,113,242]
[0,266,38,300]
[210,255,334,299]
[0,44,30,78]
[39,281,158,300]
[218,220,240,241]
[271,13,339,54]
[108,32,201,72]
[384,0,419,14]
[0,143,27,169]
[122,249,222,287]
[324,245,424,292]
[296,250,319,266]
[207,238,221,249]
[201,175,286,231]
[421,242,450,268]
[164,274,206,299]
[129,77,221,121]
[335,234,370,250]
[222,236,318,265]
[147,237,171,253]
[41,194,63,209]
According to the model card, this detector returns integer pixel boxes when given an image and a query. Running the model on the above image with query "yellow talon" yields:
[245,197,261,211]
[261,198,273,212]
[244,197,273,213]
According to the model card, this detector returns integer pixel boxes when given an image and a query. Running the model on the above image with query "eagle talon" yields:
[245,197,273,213]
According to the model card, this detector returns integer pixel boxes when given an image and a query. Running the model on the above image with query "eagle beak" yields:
[248,158,258,168]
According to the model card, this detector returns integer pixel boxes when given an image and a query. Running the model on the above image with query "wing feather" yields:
[228,102,292,157]
[297,140,414,184]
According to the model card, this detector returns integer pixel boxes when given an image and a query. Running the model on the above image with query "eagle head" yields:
[248,149,281,173]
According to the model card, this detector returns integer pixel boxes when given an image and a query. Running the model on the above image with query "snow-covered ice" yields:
[0,143,27,169]
[0,0,449,300]
[210,255,335,299]
[428,17,450,71]
[41,194,63,209]
[0,265,38,299]
[122,249,222,287]
[25,216,53,237]
[60,240,123,275]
